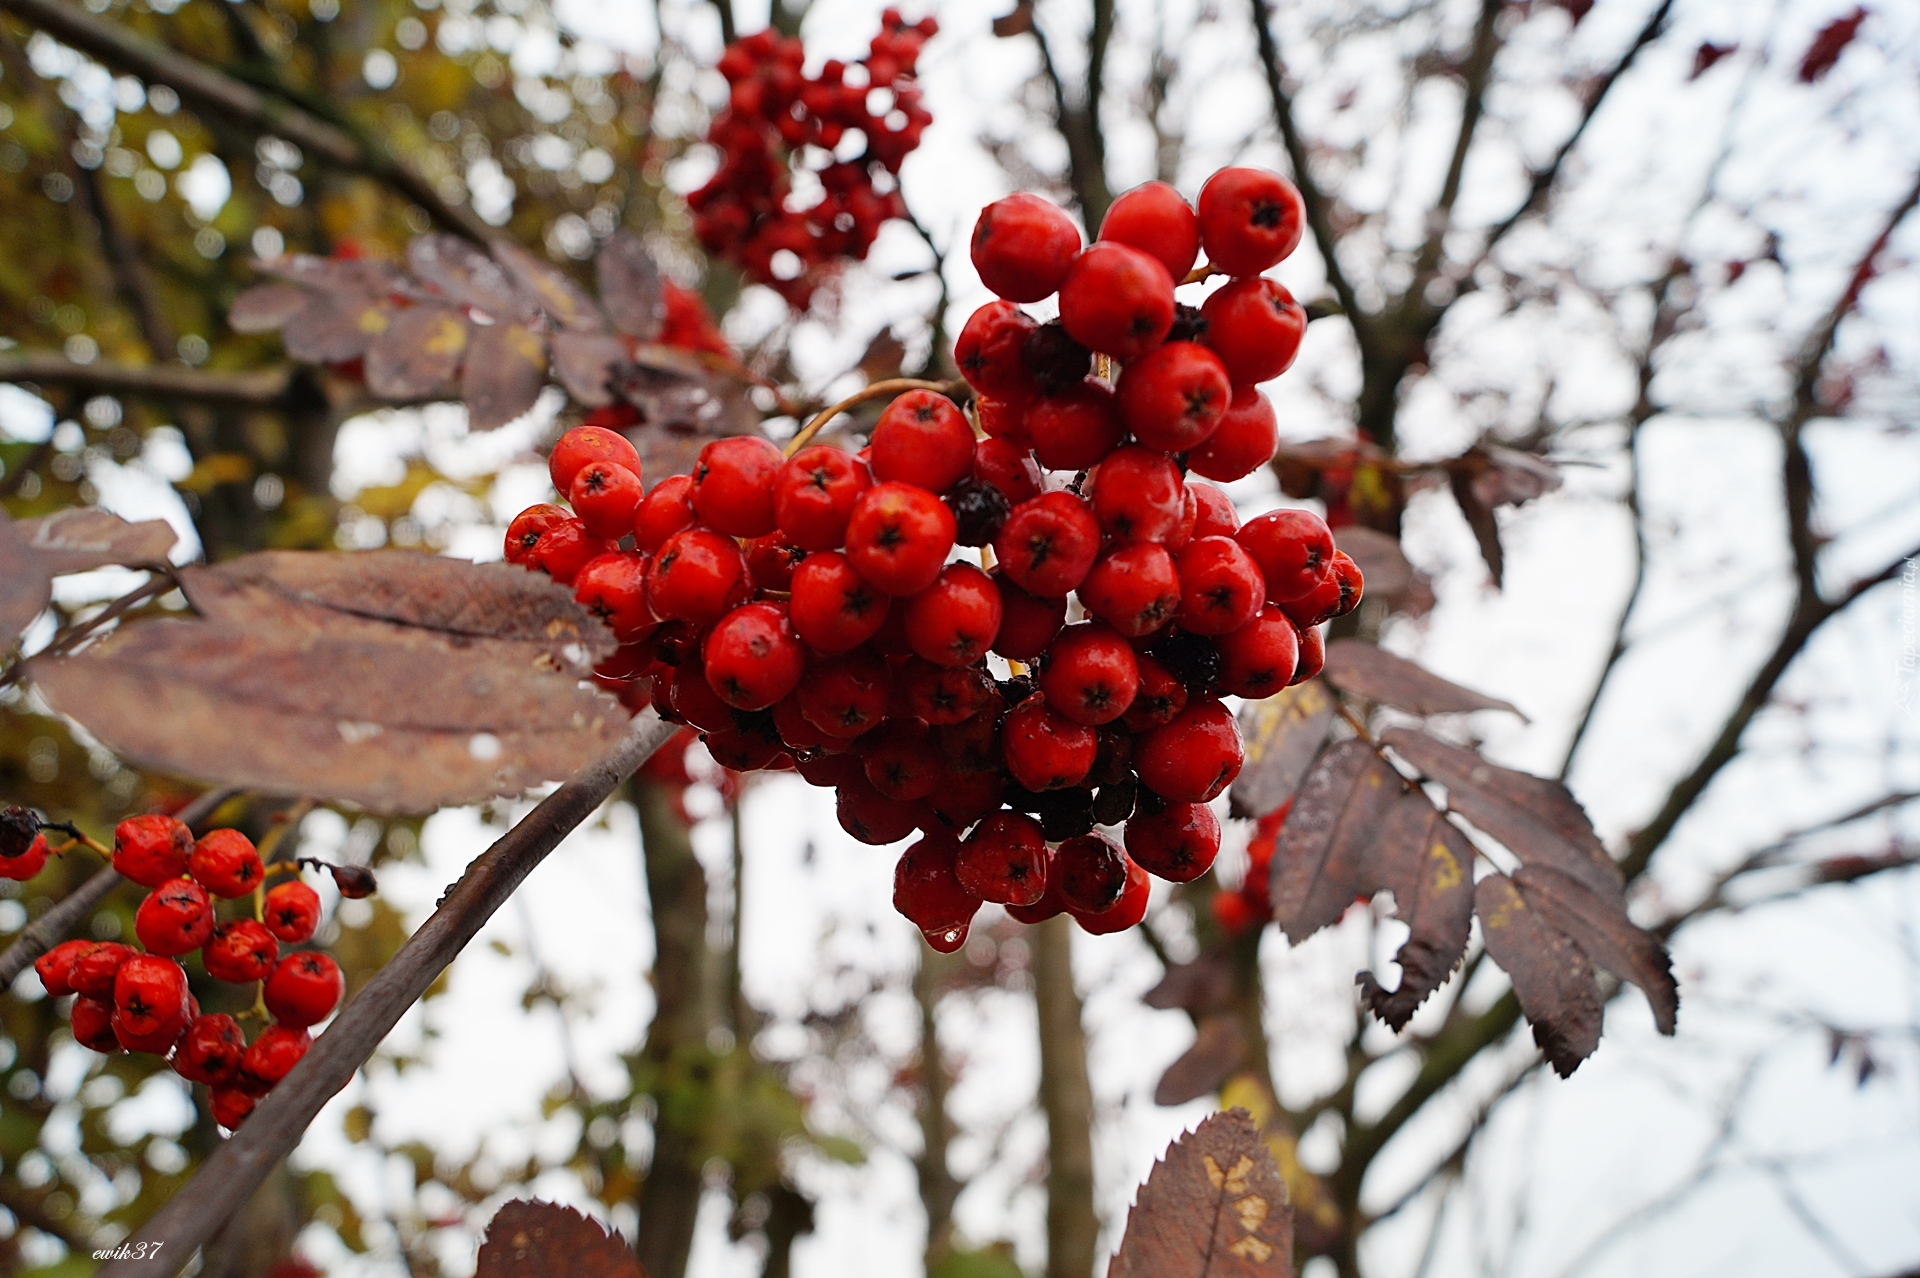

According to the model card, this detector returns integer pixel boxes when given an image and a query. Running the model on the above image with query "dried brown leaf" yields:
[1449,466,1504,586]
[365,304,470,399]
[228,282,311,334]
[282,293,391,364]
[254,254,407,297]
[1143,956,1235,1015]
[15,508,177,574]
[408,234,536,322]
[1471,447,1562,508]
[1357,793,1475,1030]
[1322,641,1524,719]
[992,1,1035,36]
[463,322,549,431]
[595,231,665,340]
[551,331,628,407]
[1154,1016,1248,1107]
[0,510,49,653]
[1381,727,1624,905]
[1332,527,1413,598]
[1512,864,1676,1034]
[1229,680,1336,819]
[614,349,762,479]
[1474,873,1602,1076]
[857,329,907,383]
[491,240,604,333]
[1269,740,1402,944]
[1108,1108,1295,1278]
[475,1200,642,1278]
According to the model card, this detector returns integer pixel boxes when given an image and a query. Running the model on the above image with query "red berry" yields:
[1057,241,1176,360]
[798,650,892,738]
[789,551,892,653]
[1166,485,1200,549]
[871,390,974,494]
[692,436,784,537]
[975,393,1033,445]
[1290,620,1325,684]
[575,552,658,643]
[955,301,1040,399]
[188,828,264,899]
[971,193,1082,303]
[264,951,344,1027]
[993,492,1101,598]
[703,601,806,710]
[1122,653,1189,732]
[956,811,1049,906]
[1201,277,1307,387]
[935,703,1004,775]
[1188,482,1240,539]
[1001,694,1097,791]
[648,528,753,625]
[1038,623,1140,726]
[507,507,611,585]
[1215,604,1301,698]
[860,718,945,800]
[1175,535,1266,635]
[1328,550,1364,617]
[1005,876,1068,925]
[135,878,214,957]
[893,832,982,950]
[1098,180,1200,282]
[988,568,1068,659]
[113,814,192,888]
[1136,698,1243,803]
[113,951,188,1028]
[898,658,996,725]
[972,437,1044,505]
[775,445,872,550]
[1089,445,1185,544]
[703,728,789,773]
[173,1013,246,1086]
[1124,800,1221,882]
[1279,572,1343,628]
[668,660,739,732]
[569,460,645,539]
[1026,379,1126,471]
[1079,543,1181,638]
[1189,386,1279,481]
[70,996,122,1052]
[69,941,134,999]
[264,880,321,944]
[1196,166,1305,275]
[210,1086,256,1129]
[634,474,697,552]
[203,919,280,984]
[1116,342,1231,453]
[0,831,47,881]
[1071,853,1150,934]
[1053,832,1128,914]
[844,482,957,597]
[550,425,641,495]
[239,1024,311,1095]
[836,774,925,845]
[34,938,96,997]
[1236,508,1334,603]
[903,563,1003,667]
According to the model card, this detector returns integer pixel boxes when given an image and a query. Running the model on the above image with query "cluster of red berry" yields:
[688,12,937,306]
[504,167,1361,951]
[7,811,362,1130]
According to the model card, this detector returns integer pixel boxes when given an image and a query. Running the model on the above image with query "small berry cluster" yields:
[8,810,365,1131]
[688,13,937,306]
[504,168,1361,951]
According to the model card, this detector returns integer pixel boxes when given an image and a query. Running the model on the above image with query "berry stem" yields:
[784,378,966,459]
[1333,696,1375,745]
[38,822,110,859]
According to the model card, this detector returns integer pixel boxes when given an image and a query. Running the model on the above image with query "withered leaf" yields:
[1332,527,1413,599]
[1322,640,1524,719]
[1381,728,1624,905]
[992,1,1035,37]
[16,508,177,574]
[1512,864,1676,1034]
[551,331,628,407]
[1229,680,1336,820]
[1108,1108,1295,1278]
[463,322,549,431]
[365,304,470,399]
[228,282,311,334]
[254,254,407,297]
[1449,465,1504,587]
[282,292,391,364]
[1269,740,1402,944]
[614,348,762,479]
[0,510,48,653]
[1143,955,1234,1015]
[29,550,623,814]
[491,240,605,333]
[1154,1016,1248,1107]
[1471,446,1562,508]
[857,328,906,383]
[408,233,535,322]
[1474,873,1602,1076]
[1357,792,1475,1030]
[475,1200,641,1278]
[595,230,665,340]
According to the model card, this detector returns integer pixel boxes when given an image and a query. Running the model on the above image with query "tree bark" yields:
[913,950,960,1269]
[1032,915,1097,1278]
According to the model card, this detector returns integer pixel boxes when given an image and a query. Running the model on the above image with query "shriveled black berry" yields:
[946,477,1012,547]
[1091,776,1137,826]
[1090,727,1133,788]
[1166,303,1209,345]
[1003,781,1050,813]
[1037,787,1096,841]
[328,864,378,899]
[730,708,782,743]
[0,806,40,860]
[1023,321,1091,396]
[1152,631,1223,695]
[996,674,1036,705]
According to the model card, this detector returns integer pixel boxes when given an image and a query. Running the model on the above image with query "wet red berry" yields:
[203,918,280,984]
[264,951,344,1027]
[898,659,997,725]
[634,474,697,552]
[790,550,891,653]
[264,880,321,944]
[1201,277,1307,386]
[574,551,657,643]
[1001,694,1098,791]
[1071,853,1150,934]
[1175,536,1266,635]
[993,492,1101,598]
[173,1013,246,1086]
[569,459,645,539]
[871,390,974,494]
[1090,445,1185,544]
[239,1024,311,1096]
[34,939,96,997]
[188,828,264,899]
[135,878,214,957]
[837,774,926,845]
[1136,698,1243,803]
[988,568,1068,659]
[1098,180,1200,283]
[692,435,784,537]
[893,832,982,951]
[972,193,1082,303]
[845,482,957,597]
[70,996,122,1052]
[649,528,753,625]
[113,814,193,888]
[1236,508,1334,603]
[1053,832,1128,914]
[798,650,892,738]
[69,942,134,999]
[1116,342,1231,453]
[1215,604,1300,698]
[1189,386,1279,481]
[1196,166,1305,275]
[1291,620,1326,684]
[955,300,1040,399]
[210,1086,256,1129]
[1079,543,1182,638]
[903,563,1003,667]
[703,601,806,710]
[1026,378,1126,471]
[1124,799,1221,882]
[1039,623,1140,726]
[775,445,872,550]
[956,811,1049,906]
[112,953,189,1037]
[1122,654,1189,732]
[550,425,641,495]
[1057,241,1176,360]
[861,718,946,801]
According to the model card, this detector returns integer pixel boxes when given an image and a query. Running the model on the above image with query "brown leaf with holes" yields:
[551,331,628,407]
[15,508,177,574]
[1269,740,1402,944]
[408,234,536,322]
[1381,727,1622,903]
[1323,641,1525,719]
[228,282,311,334]
[366,304,470,399]
[1357,792,1475,1030]
[1449,465,1504,586]
[463,322,549,430]
[595,231,665,340]
[476,1200,642,1278]
[1512,864,1676,1034]
[1154,1016,1248,1107]
[1333,527,1413,598]
[1474,873,1602,1076]
[1143,956,1234,1014]
[29,551,622,813]
[492,240,605,332]
[0,510,48,653]
[1229,680,1336,819]
[1108,1108,1295,1278]
[282,292,391,364]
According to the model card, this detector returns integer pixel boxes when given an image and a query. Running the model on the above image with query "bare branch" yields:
[0,354,298,408]
[1411,0,1504,290]
[1027,0,1114,226]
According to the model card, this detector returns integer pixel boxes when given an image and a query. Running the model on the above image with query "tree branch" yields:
[1027,0,1114,226]
[0,354,298,408]
[1411,0,1504,290]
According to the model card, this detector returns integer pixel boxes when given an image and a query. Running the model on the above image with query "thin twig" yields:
[0,354,297,407]
[783,378,960,458]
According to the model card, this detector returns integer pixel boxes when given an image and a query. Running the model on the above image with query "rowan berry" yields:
[1136,698,1243,803]
[506,507,610,586]
[871,390,974,494]
[1002,694,1098,791]
[0,805,37,862]
[187,828,264,899]
[1098,180,1200,282]
[935,702,1003,775]
[1290,619,1325,685]
[1058,241,1176,360]
[1166,484,1199,549]
[1189,386,1279,482]
[173,1013,246,1086]
[1196,166,1305,275]
[550,425,642,495]
[634,474,697,552]
[135,878,214,957]
[0,832,47,881]
[955,300,1040,399]
[789,551,891,653]
[798,650,892,738]
[113,953,189,1036]
[264,951,344,1027]
[1151,630,1223,696]
[1027,379,1126,471]
[705,728,790,773]
[569,460,645,539]
[209,1086,256,1130]
[924,768,1006,833]
[203,918,280,984]
[1200,278,1307,388]
[844,482,957,597]
[1328,550,1364,617]
[70,996,122,1052]
[1188,482,1241,540]
[1023,320,1093,395]
[1071,853,1150,934]
[574,552,657,643]
[946,477,1013,547]
[113,813,192,888]
[264,880,321,944]
[993,492,1101,598]
[1174,535,1266,635]
[704,601,807,710]
[774,445,871,551]
[691,435,784,537]
[1079,543,1181,637]
[1216,604,1300,698]
[893,832,981,951]
[1039,623,1140,726]
[956,811,1049,906]
[238,1024,311,1095]
[975,394,1033,445]
[971,193,1081,303]
[903,563,1002,667]
[989,568,1067,659]
[69,941,134,999]
[1121,654,1188,732]
[1089,445,1185,544]
[860,718,945,801]
[1053,832,1128,914]
[1005,876,1067,925]
[34,939,96,997]
[669,661,740,732]
[1235,508,1334,603]
[1124,798,1221,882]
[648,528,753,626]
[1115,342,1231,453]
[836,774,925,845]
[973,437,1044,505]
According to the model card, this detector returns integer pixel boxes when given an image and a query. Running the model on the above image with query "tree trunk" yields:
[913,950,960,1269]
[1032,915,1098,1278]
